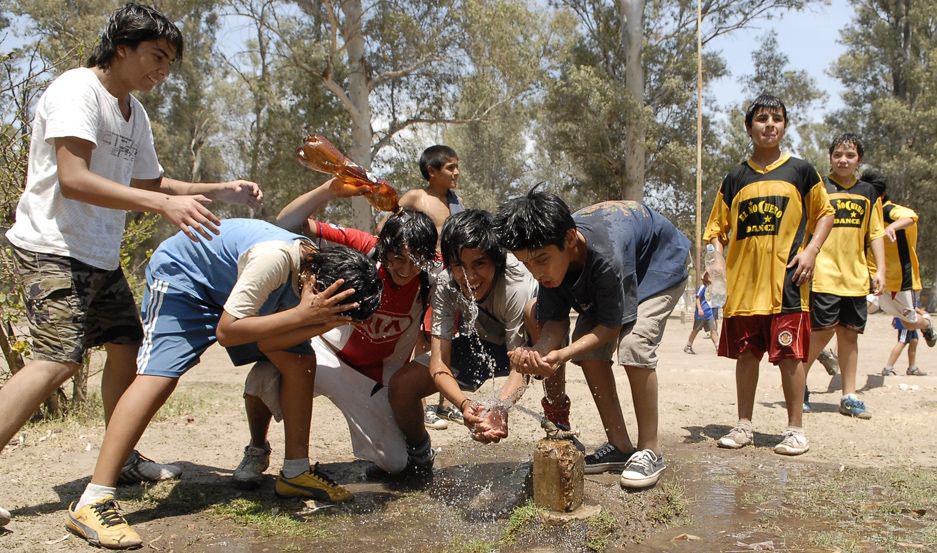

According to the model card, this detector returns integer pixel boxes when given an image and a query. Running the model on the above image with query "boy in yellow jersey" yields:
[862,169,936,347]
[704,94,834,456]
[802,134,886,420]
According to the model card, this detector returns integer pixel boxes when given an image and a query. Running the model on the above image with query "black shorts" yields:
[810,293,867,333]
[450,335,510,392]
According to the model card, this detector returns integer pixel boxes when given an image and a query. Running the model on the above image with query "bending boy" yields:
[67,218,379,549]
[494,192,690,489]
[705,94,834,456]
[234,181,439,488]
[388,209,573,453]
[1,2,260,525]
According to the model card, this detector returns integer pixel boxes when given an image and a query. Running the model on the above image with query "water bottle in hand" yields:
[704,244,727,308]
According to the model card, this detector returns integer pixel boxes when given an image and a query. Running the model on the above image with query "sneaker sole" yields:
[424,421,448,430]
[65,517,142,550]
[584,462,630,475]
[774,445,809,456]
[620,466,665,489]
[840,410,872,420]
[716,438,751,449]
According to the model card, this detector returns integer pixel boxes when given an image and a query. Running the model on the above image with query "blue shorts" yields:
[416,335,510,392]
[136,278,310,378]
[450,335,510,391]
[898,328,919,344]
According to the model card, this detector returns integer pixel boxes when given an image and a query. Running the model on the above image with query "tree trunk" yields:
[344,0,375,232]
[0,317,24,375]
[620,0,646,201]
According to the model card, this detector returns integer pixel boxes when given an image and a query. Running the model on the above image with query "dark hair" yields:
[861,168,888,202]
[441,209,507,275]
[374,209,437,267]
[419,145,458,181]
[299,243,382,321]
[86,3,184,69]
[828,132,864,159]
[744,94,788,129]
[493,187,576,252]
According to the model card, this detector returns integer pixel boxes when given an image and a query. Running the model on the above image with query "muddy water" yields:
[127,443,914,552]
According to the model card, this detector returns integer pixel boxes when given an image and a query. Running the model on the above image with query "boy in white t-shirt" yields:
[0,3,261,529]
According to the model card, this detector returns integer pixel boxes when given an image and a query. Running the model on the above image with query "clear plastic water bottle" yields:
[704,244,727,308]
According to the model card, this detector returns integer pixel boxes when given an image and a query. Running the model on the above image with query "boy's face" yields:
[116,38,176,92]
[747,108,786,150]
[450,247,497,301]
[427,157,460,189]
[512,229,577,289]
[383,245,421,287]
[829,142,861,179]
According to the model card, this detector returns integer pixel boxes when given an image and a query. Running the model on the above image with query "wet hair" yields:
[744,94,788,129]
[828,132,864,159]
[86,3,184,69]
[493,186,576,252]
[441,209,507,275]
[299,243,382,321]
[861,168,888,202]
[373,208,437,267]
[418,145,458,181]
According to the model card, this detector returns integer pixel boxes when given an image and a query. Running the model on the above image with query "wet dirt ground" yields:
[1,313,935,551]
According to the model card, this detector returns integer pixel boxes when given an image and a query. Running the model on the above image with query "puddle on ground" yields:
[105,442,927,552]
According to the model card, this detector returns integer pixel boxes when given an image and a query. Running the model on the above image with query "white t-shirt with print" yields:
[6,67,162,270]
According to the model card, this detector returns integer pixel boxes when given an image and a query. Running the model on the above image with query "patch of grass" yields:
[651,482,688,524]
[212,498,328,539]
[500,500,542,544]
[585,510,618,551]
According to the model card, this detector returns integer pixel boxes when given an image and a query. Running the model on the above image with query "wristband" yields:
[459,398,472,412]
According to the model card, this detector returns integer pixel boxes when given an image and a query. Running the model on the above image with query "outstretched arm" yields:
[276,180,338,232]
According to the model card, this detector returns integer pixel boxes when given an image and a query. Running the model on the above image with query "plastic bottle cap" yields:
[705,244,715,253]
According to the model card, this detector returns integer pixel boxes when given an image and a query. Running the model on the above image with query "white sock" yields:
[281,458,309,479]
[75,483,116,511]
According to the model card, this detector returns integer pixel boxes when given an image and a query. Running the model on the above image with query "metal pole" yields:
[695,0,703,286]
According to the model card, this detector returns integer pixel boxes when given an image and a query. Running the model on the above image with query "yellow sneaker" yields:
[275,463,352,502]
[66,496,142,550]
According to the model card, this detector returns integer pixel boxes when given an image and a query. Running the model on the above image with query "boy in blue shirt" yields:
[67,218,381,549]
[493,191,690,489]
[685,284,718,354]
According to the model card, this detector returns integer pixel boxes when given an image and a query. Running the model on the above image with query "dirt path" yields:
[0,312,934,551]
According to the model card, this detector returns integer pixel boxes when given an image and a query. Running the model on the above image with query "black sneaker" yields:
[584,442,635,474]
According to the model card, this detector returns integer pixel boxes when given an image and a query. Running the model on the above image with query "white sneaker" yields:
[0,505,10,527]
[118,450,182,485]
[717,423,753,449]
[620,449,666,489]
[233,442,272,488]
[424,405,448,430]
[773,429,809,456]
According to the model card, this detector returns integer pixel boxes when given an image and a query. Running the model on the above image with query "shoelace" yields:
[91,500,126,528]
[627,450,657,472]
[592,442,617,460]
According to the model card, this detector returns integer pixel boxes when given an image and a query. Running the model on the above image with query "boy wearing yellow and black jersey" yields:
[803,134,885,420]
[863,169,936,347]
[704,94,834,457]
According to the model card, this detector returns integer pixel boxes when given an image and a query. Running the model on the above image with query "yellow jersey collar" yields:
[828,173,857,189]
[746,152,791,174]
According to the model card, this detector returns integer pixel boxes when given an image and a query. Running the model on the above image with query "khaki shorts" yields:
[12,246,143,364]
[571,278,686,370]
